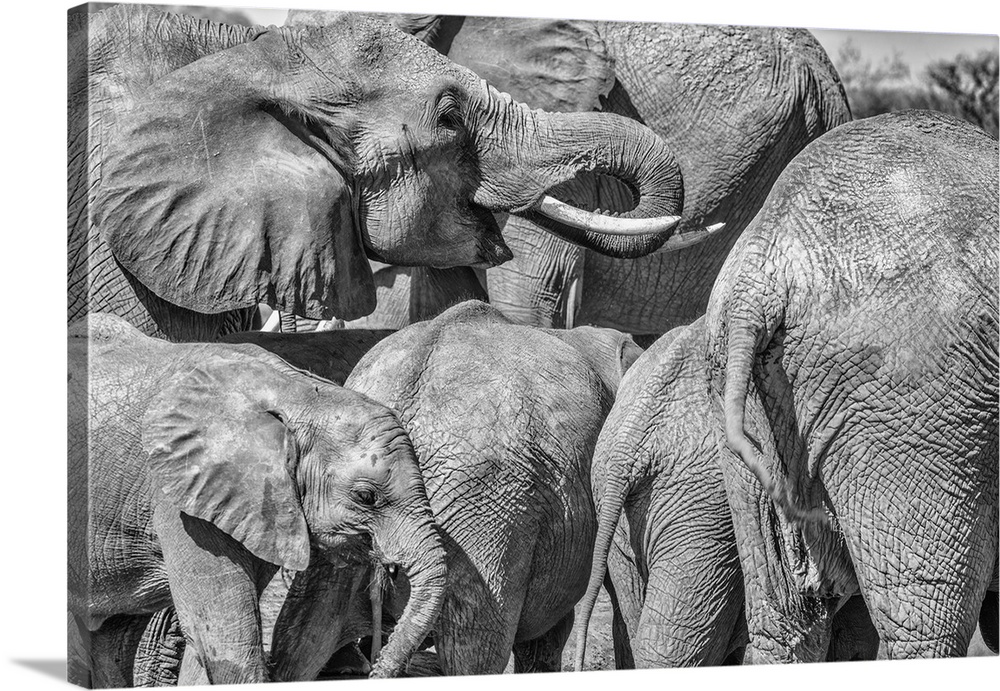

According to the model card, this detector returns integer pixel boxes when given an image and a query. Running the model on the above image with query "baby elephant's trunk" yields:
[369,515,447,677]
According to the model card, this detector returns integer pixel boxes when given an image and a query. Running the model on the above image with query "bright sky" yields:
[240,6,998,74]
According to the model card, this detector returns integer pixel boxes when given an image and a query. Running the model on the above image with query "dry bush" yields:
[834,38,999,138]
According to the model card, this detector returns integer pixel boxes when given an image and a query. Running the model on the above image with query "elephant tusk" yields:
[370,568,386,665]
[532,195,681,237]
[653,222,726,253]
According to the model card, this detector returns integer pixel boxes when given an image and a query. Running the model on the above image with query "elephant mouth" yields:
[360,202,513,269]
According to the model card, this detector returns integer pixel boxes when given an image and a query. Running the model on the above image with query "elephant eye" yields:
[351,486,378,507]
[435,89,464,131]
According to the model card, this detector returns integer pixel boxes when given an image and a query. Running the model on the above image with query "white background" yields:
[3,1,998,690]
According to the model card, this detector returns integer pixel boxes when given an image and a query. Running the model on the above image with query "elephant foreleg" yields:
[85,613,153,689]
[512,610,574,673]
[153,504,277,684]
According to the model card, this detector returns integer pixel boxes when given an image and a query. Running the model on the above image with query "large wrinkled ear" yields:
[142,355,313,571]
[95,32,375,322]
[546,327,644,395]
[445,16,615,112]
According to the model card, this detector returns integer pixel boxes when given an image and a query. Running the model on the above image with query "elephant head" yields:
[141,354,444,679]
[92,9,686,326]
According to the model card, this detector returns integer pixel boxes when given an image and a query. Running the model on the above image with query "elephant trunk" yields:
[574,468,634,672]
[471,83,687,259]
[369,516,447,678]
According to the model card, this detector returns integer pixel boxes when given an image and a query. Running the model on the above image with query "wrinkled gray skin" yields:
[576,317,880,669]
[706,111,999,661]
[68,314,445,686]
[288,12,850,335]
[329,301,640,674]
[69,5,688,342]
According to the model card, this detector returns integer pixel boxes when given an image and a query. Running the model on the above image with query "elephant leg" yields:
[485,217,583,328]
[153,504,277,684]
[836,473,996,658]
[827,595,879,662]
[723,610,748,665]
[179,645,210,685]
[722,462,835,662]
[980,590,998,654]
[435,568,523,675]
[133,607,186,687]
[605,573,636,669]
[86,613,153,689]
[632,547,744,667]
[512,610,574,673]
[606,518,642,669]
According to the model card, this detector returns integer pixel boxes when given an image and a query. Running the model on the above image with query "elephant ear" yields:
[142,355,313,571]
[445,16,615,112]
[546,327,644,396]
[95,33,375,322]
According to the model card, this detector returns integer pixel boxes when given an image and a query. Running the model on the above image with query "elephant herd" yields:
[67,3,998,688]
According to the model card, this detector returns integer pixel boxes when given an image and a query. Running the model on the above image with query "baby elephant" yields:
[341,300,642,674]
[576,317,881,669]
[68,314,444,686]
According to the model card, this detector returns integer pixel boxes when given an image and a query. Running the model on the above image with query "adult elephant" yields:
[288,11,851,336]
[706,110,998,661]
[272,301,639,675]
[68,314,445,685]
[68,5,695,343]
[575,317,880,669]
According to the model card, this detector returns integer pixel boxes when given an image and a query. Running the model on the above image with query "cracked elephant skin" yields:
[68,314,446,686]
[705,110,999,661]
[287,11,851,334]
[69,5,687,343]
[576,317,890,670]
[322,300,642,674]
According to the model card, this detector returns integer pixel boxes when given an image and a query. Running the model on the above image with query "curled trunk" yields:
[472,85,686,259]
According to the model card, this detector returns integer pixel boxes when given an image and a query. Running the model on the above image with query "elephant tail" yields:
[574,469,633,672]
[721,320,829,526]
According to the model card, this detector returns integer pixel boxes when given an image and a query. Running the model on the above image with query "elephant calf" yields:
[68,314,445,686]
[333,300,643,674]
[575,317,880,669]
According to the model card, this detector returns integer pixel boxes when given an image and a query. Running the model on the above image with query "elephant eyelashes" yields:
[433,89,465,131]
[351,486,379,507]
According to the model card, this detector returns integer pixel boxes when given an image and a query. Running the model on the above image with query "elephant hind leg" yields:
[606,573,637,669]
[435,588,522,675]
[512,610,574,673]
[841,492,995,657]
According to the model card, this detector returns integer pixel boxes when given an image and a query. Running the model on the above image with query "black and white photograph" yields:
[56,0,998,688]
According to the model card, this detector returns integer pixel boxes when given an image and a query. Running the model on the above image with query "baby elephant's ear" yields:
[142,356,312,571]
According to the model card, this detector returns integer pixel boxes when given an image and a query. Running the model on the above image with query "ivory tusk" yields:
[654,222,727,253]
[532,195,681,237]
[370,568,385,664]
[565,275,582,330]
